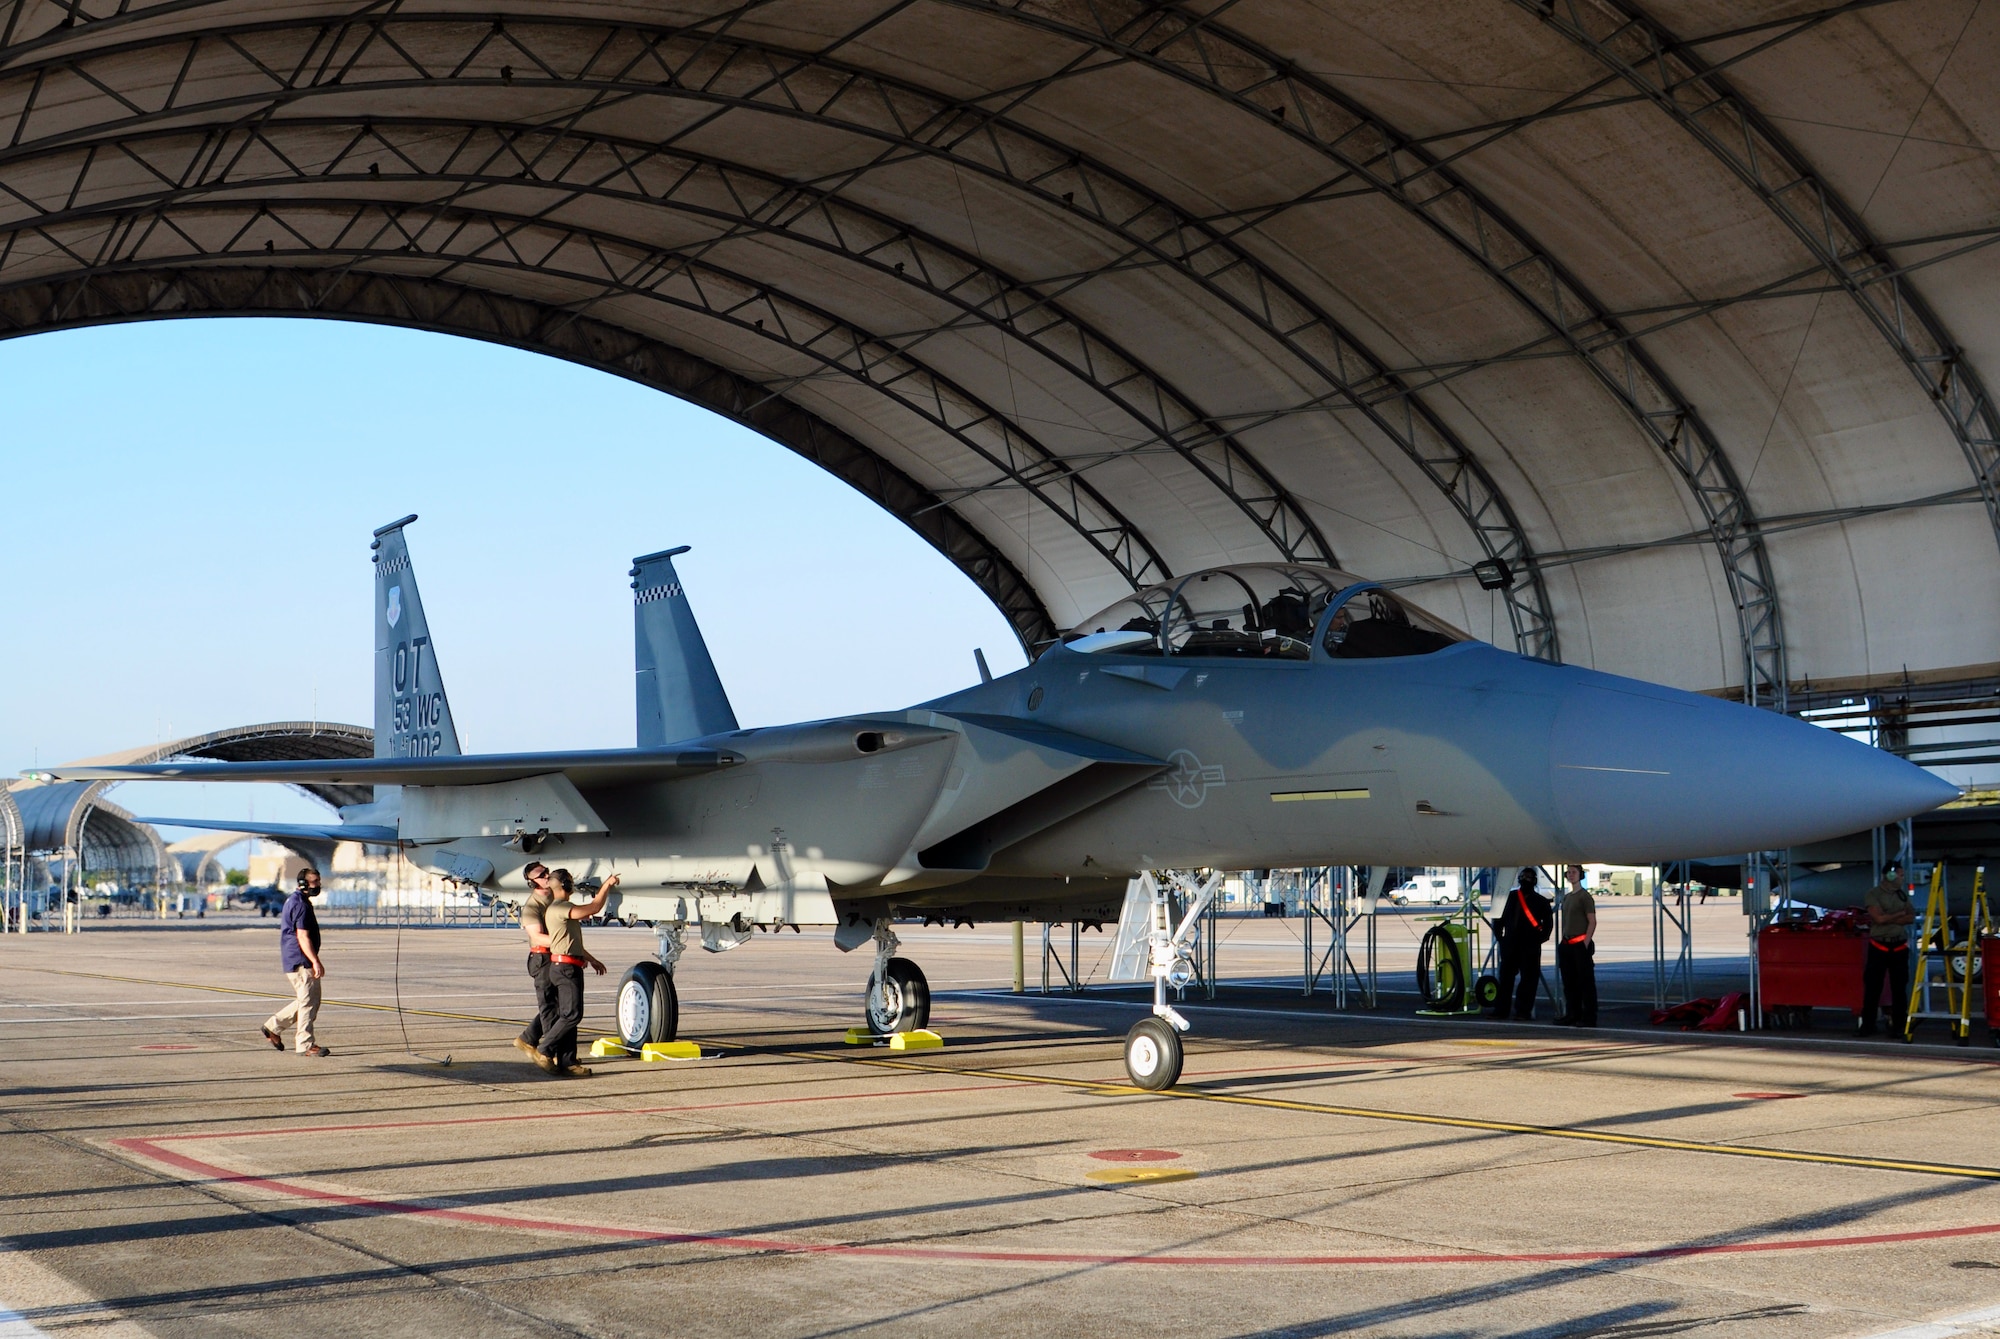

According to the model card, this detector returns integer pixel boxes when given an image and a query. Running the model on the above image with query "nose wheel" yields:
[1116,871,1220,1089]
[1123,1017,1182,1090]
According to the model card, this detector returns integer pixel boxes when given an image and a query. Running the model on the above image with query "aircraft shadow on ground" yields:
[372,1062,554,1086]
[1215,1178,1988,1338]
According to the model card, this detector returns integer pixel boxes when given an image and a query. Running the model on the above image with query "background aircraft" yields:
[49,519,1955,1086]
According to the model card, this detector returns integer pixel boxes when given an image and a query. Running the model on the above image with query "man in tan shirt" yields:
[512,862,556,1059]
[534,869,615,1077]
[1859,861,1915,1038]
[1555,864,1597,1028]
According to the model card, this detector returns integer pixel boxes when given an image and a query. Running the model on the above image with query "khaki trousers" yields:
[265,966,321,1051]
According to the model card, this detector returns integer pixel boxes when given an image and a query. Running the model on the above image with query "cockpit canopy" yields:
[1064,564,1470,661]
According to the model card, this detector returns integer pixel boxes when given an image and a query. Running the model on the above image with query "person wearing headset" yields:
[1489,867,1554,1020]
[261,867,330,1057]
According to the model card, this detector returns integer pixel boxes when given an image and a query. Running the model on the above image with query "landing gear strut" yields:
[864,922,930,1035]
[616,925,684,1048]
[1121,871,1220,1090]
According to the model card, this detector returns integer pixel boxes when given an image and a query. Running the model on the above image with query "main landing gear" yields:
[864,922,930,1036]
[1120,871,1221,1091]
[616,925,684,1047]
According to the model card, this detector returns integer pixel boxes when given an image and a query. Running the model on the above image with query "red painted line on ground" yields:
[108,1112,2000,1270]
[134,1080,1033,1144]
[1735,1092,1805,1100]
[109,1132,2000,1268]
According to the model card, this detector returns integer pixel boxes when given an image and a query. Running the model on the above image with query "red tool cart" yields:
[1759,916,1868,1027]
[1984,939,2000,1045]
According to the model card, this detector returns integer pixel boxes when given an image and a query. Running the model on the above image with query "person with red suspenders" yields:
[534,869,616,1077]
[1555,863,1598,1027]
[1858,860,1915,1038]
[512,862,557,1060]
[1489,867,1554,1020]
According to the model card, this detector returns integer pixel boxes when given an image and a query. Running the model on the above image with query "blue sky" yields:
[3,318,1028,833]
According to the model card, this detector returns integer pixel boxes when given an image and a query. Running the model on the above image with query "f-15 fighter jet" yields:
[49,517,1954,1086]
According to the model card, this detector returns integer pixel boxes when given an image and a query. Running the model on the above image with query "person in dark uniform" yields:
[260,868,330,1057]
[1859,860,1916,1038]
[1555,864,1598,1027]
[1489,867,1554,1020]
[535,869,615,1077]
[512,862,557,1060]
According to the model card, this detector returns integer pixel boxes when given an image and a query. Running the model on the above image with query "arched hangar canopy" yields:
[168,832,243,886]
[1,1,1995,703]
[7,781,169,885]
[62,722,375,812]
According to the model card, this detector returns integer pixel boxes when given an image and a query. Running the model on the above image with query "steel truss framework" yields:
[0,17,1324,606]
[1520,0,2000,597]
[0,119,1210,596]
[952,0,1782,699]
[10,188,1169,605]
[0,8,1568,657]
[0,263,1061,645]
[0,2,1978,692]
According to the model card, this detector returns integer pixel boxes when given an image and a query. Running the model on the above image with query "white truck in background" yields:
[1387,870,1465,905]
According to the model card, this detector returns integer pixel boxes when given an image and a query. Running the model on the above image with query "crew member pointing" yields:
[534,870,616,1077]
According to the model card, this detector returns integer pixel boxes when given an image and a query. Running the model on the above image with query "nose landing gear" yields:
[1120,871,1220,1090]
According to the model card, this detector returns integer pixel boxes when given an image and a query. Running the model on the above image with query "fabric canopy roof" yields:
[1,0,1993,701]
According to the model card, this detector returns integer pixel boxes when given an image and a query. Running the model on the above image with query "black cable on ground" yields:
[395,925,453,1067]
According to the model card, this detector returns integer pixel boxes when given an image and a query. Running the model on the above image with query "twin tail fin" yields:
[372,516,462,759]
[633,546,737,746]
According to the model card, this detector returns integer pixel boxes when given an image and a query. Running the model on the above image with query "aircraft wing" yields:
[37,746,740,789]
[133,816,401,844]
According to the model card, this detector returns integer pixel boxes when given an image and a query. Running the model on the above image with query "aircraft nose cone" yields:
[1549,677,1957,861]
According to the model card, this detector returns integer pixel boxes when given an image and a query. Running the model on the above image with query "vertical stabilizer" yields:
[372,516,461,759]
[633,546,738,746]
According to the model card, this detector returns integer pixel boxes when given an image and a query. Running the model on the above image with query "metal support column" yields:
[1652,867,1695,1008]
[1041,922,1082,994]
[1204,882,1218,1001]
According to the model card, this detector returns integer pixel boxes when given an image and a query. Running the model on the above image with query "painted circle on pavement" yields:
[1088,1149,1182,1162]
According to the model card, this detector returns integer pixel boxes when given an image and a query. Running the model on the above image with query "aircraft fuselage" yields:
[433,639,1951,928]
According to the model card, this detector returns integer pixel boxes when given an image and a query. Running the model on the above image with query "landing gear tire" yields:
[1123,1018,1182,1090]
[866,957,930,1035]
[617,961,678,1047]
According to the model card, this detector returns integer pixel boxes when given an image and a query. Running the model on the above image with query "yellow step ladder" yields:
[1904,864,1990,1044]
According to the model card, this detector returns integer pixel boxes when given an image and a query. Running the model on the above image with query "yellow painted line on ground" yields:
[29,965,2000,1183]
[841,1054,2000,1184]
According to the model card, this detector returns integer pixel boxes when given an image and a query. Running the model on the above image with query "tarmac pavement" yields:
[3,913,1999,1338]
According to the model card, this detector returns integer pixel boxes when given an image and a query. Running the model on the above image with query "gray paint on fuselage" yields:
[922,639,1953,871]
[928,642,1566,871]
[431,630,1954,910]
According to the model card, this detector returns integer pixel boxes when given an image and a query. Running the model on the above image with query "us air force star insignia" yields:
[386,585,402,628]
[1149,748,1225,809]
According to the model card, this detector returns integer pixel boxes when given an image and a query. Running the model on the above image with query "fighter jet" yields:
[46,517,1955,1087]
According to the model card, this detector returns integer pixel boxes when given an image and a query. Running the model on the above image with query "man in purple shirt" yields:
[261,868,330,1057]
